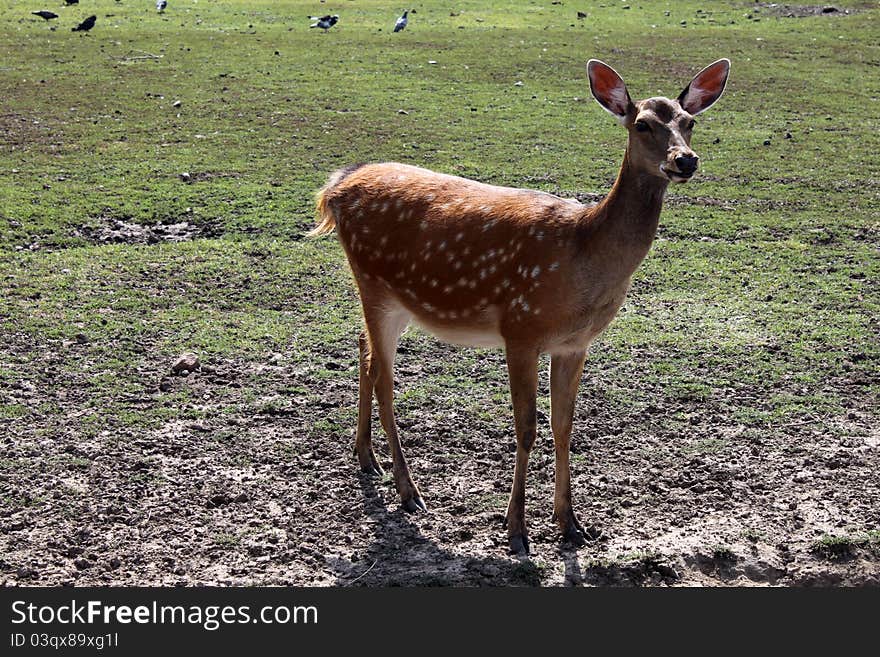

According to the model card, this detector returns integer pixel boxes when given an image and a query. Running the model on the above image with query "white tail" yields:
[312,58,730,555]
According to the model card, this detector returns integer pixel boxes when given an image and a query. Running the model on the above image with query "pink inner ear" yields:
[696,62,728,95]
[682,60,729,114]
[591,64,629,115]
[687,86,714,108]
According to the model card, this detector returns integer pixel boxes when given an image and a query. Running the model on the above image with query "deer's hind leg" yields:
[358,288,425,512]
[354,329,383,476]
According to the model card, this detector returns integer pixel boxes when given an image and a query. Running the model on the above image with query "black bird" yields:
[64,0,78,5]
[309,14,338,31]
[72,15,96,32]
[393,10,408,32]
[32,10,58,20]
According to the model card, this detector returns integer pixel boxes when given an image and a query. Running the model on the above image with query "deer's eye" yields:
[687,119,696,130]
[634,121,651,133]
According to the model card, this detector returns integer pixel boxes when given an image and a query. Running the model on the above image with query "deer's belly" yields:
[409,306,505,348]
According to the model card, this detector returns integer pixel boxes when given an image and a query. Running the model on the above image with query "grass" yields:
[213,532,243,548]
[0,1,878,558]
[710,545,737,563]
[812,532,880,560]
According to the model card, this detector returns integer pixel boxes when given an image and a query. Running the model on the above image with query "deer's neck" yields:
[584,151,669,268]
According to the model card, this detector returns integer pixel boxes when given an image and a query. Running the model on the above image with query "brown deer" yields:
[310,58,730,555]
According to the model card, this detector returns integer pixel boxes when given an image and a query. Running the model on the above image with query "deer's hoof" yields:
[561,523,603,547]
[355,448,384,477]
[554,508,602,547]
[360,461,384,477]
[508,533,530,557]
[402,495,427,513]
[562,525,588,548]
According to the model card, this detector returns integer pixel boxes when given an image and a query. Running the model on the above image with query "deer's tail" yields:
[307,164,367,238]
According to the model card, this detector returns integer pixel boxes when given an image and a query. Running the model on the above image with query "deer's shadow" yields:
[328,475,551,586]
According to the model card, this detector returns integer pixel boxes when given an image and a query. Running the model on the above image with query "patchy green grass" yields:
[812,532,880,561]
[1,0,877,427]
[213,532,243,548]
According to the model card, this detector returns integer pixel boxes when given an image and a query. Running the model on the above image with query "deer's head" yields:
[588,59,730,183]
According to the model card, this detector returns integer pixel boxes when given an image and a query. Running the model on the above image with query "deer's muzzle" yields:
[662,150,699,182]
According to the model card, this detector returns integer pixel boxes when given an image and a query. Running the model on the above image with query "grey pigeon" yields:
[309,14,338,31]
[394,10,408,32]
[32,10,58,20]
[72,14,96,32]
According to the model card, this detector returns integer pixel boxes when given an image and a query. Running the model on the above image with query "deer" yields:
[309,58,730,555]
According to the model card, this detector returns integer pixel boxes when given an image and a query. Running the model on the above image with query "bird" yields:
[309,14,338,31]
[157,0,167,12]
[394,10,408,32]
[31,10,58,20]
[71,15,96,32]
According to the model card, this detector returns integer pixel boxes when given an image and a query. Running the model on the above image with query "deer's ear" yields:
[678,59,730,115]
[588,60,634,121]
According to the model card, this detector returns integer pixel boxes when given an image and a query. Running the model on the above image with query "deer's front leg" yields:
[504,345,539,556]
[550,350,589,547]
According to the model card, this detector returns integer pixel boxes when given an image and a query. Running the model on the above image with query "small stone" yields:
[172,100,182,108]
[75,333,88,344]
[73,558,92,570]
[179,172,192,182]
[108,557,122,569]
[16,566,36,579]
[208,493,232,508]
[763,139,771,146]
[172,352,200,374]
[159,379,173,392]
[397,109,409,114]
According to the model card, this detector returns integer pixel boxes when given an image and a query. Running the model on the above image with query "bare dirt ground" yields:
[1,325,878,587]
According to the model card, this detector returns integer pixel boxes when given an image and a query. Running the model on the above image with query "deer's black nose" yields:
[675,154,699,174]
